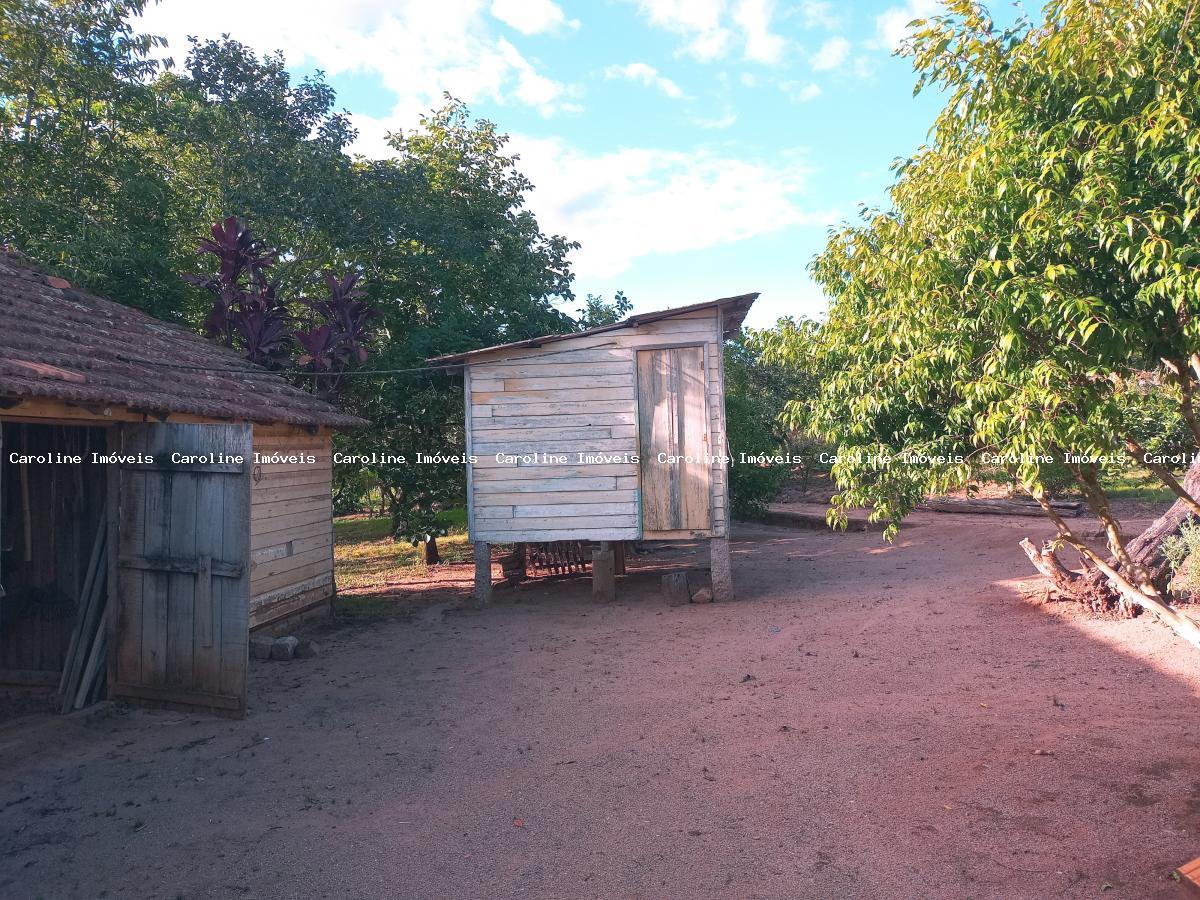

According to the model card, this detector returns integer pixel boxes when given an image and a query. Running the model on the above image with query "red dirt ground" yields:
[2,513,1199,899]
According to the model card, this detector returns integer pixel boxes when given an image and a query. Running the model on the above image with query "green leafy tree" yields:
[0,0,176,309]
[334,101,581,561]
[576,291,632,329]
[153,37,358,287]
[774,0,1200,646]
[726,319,826,518]
[1,2,581,565]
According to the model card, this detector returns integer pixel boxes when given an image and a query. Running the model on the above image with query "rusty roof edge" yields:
[0,254,368,428]
[0,383,367,429]
[427,292,760,366]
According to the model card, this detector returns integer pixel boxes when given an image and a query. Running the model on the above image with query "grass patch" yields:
[333,512,472,592]
[1101,467,1176,505]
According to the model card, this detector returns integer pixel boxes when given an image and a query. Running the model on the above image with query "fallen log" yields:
[924,498,1083,517]
[1018,456,1200,617]
[1022,493,1200,650]
[763,506,884,531]
[1019,538,1116,611]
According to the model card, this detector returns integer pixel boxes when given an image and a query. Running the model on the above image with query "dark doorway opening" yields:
[0,422,109,714]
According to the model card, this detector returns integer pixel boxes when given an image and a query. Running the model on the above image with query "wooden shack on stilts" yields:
[429,293,757,603]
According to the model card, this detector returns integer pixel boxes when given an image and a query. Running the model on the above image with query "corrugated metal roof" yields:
[0,252,364,428]
[427,292,759,365]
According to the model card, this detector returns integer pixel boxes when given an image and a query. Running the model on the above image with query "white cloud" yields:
[875,0,940,52]
[604,62,685,99]
[733,0,786,64]
[630,0,786,63]
[797,1,842,30]
[692,111,738,128]
[783,81,821,102]
[852,55,878,79]
[633,0,730,60]
[136,0,577,128]
[810,36,849,71]
[507,135,828,278]
[489,0,578,35]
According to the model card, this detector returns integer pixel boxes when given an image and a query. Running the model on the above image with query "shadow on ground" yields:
[1,515,1198,899]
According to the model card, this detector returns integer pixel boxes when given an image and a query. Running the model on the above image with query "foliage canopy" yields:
[0,0,596,550]
[765,0,1200,641]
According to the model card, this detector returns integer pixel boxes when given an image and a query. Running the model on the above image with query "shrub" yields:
[725,325,827,519]
[1163,519,1200,598]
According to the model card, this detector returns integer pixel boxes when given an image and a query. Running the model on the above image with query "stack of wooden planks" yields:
[58,516,108,712]
[526,541,592,577]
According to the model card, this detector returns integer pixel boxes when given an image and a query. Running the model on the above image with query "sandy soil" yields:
[2,513,1200,899]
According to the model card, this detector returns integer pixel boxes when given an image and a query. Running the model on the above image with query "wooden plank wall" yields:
[467,310,727,541]
[249,426,334,628]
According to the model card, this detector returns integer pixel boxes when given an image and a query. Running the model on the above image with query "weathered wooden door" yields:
[637,347,712,534]
[111,423,251,715]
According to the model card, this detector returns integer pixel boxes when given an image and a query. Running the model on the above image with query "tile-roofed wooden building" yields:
[0,251,362,715]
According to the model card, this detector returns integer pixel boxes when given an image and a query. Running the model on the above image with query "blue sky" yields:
[137,0,957,328]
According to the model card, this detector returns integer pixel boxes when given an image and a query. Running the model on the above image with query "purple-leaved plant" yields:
[186,217,375,388]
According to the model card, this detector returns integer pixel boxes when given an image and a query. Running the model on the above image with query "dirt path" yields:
[2,515,1199,899]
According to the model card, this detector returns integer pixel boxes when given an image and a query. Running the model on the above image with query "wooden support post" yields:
[592,541,615,602]
[473,541,492,605]
[710,536,734,602]
[661,572,690,606]
[613,541,626,576]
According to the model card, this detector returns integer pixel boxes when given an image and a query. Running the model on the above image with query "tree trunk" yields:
[1123,455,1200,584]
[1022,455,1200,613]
[424,535,441,566]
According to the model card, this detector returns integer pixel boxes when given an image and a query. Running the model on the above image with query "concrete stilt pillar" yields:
[473,541,492,605]
[710,535,734,602]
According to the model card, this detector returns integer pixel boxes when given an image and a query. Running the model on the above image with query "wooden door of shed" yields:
[636,347,712,535]
[111,423,250,715]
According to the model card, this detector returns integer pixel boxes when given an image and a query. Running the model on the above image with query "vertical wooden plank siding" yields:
[678,347,712,530]
[112,423,251,714]
[219,426,249,698]
[637,350,673,531]
[140,449,169,686]
[165,463,197,686]
[636,347,712,533]
[248,426,335,629]
[114,428,145,686]
[464,368,475,537]
[713,306,729,537]
[466,311,724,542]
[104,427,121,696]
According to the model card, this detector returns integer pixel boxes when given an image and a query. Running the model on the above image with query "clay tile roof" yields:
[427,292,759,365]
[0,252,364,428]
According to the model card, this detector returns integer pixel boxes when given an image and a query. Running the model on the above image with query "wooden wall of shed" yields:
[467,310,728,542]
[249,426,334,629]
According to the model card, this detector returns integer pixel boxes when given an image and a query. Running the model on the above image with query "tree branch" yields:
[1032,492,1200,650]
